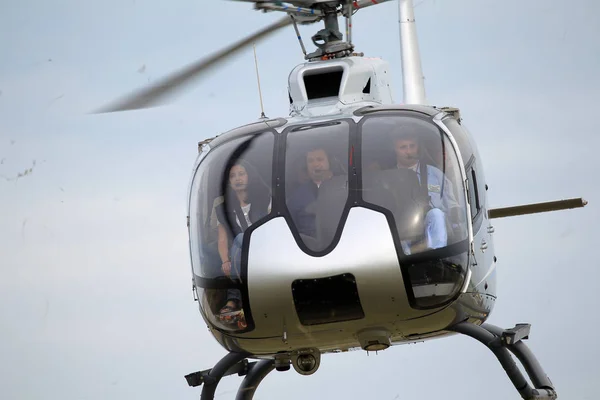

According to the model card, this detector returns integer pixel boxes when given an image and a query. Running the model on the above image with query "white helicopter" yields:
[96,1,587,399]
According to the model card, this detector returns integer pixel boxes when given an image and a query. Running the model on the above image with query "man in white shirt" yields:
[393,133,460,254]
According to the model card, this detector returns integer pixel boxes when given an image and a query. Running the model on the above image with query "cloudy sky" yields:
[1,0,599,399]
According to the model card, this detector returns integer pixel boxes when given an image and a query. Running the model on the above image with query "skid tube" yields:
[185,322,557,399]
[448,321,557,399]
[185,351,276,400]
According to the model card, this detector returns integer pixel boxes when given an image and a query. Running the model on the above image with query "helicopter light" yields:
[296,355,316,372]
[292,350,321,375]
[364,342,390,352]
[357,328,392,352]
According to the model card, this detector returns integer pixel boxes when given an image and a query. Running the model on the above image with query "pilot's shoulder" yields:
[425,164,444,178]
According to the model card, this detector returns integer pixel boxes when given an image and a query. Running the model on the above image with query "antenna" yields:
[398,0,427,104]
[253,43,267,119]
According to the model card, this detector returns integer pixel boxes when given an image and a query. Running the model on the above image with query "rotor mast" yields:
[398,0,427,105]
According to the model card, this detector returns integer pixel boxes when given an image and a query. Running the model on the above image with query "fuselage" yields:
[186,103,497,358]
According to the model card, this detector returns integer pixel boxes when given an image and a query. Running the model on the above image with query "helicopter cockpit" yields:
[188,110,471,333]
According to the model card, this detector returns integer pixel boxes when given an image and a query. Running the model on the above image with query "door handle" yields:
[480,240,488,252]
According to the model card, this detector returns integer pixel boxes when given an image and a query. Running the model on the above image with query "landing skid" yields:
[449,322,557,399]
[185,351,276,400]
[186,322,557,399]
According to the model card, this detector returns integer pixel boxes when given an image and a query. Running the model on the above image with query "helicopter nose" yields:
[243,207,445,344]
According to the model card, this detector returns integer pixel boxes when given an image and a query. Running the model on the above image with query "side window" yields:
[470,168,481,216]
[467,162,483,233]
[475,160,487,212]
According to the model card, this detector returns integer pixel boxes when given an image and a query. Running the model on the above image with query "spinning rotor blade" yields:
[93,16,293,113]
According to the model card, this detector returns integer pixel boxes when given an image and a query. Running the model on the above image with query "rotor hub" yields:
[306,2,353,59]
[247,0,384,60]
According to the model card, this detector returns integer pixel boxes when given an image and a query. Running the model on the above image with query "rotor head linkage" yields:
[306,3,353,59]
[249,0,361,60]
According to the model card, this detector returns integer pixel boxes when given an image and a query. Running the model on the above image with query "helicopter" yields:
[95,0,588,399]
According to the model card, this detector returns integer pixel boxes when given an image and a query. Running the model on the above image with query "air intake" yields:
[303,67,344,100]
[288,56,394,117]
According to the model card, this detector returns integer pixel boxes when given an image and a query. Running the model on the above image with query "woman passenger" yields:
[215,159,271,325]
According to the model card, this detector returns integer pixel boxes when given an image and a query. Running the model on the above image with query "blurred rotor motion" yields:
[93,0,394,114]
[92,15,293,113]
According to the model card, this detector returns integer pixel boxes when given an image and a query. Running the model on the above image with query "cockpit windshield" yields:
[189,112,472,330]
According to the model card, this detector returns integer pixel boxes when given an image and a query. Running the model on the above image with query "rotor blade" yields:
[93,16,293,113]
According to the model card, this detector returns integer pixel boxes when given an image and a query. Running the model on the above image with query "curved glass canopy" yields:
[188,111,471,333]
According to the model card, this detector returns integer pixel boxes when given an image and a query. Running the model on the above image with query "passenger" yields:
[215,159,271,325]
[287,147,333,238]
[392,132,460,254]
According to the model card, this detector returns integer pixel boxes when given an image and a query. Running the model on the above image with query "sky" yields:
[1,0,599,399]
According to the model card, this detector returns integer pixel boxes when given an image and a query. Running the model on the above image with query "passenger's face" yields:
[306,149,330,182]
[395,138,419,167]
[229,164,248,191]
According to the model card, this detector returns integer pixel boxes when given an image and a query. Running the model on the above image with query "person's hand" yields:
[222,261,231,276]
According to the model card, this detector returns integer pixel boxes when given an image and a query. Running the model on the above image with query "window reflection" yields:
[285,121,350,252]
[189,132,274,331]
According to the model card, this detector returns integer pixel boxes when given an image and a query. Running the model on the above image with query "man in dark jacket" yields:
[287,147,333,238]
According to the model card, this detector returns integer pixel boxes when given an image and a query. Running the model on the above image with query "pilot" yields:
[392,131,460,254]
[215,159,271,324]
[287,146,333,238]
